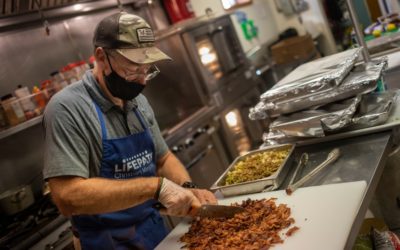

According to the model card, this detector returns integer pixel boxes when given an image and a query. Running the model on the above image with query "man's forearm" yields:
[157,151,191,185]
[49,176,159,216]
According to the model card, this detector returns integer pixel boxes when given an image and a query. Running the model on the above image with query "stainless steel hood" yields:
[0,0,143,31]
[1,0,97,17]
[0,0,153,16]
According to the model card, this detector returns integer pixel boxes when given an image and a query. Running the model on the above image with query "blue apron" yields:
[71,102,168,250]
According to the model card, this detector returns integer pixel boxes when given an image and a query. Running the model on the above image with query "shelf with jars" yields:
[0,59,91,140]
[0,86,52,140]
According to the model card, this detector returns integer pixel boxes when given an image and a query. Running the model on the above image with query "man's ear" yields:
[94,47,108,70]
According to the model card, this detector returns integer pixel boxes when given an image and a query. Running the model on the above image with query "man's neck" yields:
[94,68,124,109]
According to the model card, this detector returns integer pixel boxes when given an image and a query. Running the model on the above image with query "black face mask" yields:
[103,53,145,100]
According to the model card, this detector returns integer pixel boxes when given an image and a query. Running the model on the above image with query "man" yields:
[43,12,217,250]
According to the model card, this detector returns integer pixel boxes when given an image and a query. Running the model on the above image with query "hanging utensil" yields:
[34,0,50,36]
[286,148,340,195]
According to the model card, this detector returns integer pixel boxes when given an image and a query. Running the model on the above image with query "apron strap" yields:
[93,101,148,139]
[133,108,148,130]
[93,102,108,140]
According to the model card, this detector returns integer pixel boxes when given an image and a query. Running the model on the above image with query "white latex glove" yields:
[190,189,218,205]
[158,178,201,217]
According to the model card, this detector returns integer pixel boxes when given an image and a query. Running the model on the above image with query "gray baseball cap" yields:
[93,12,171,64]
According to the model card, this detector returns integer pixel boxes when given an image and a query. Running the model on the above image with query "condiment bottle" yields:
[60,65,78,85]
[14,85,37,120]
[1,94,26,126]
[32,86,46,110]
[50,71,68,92]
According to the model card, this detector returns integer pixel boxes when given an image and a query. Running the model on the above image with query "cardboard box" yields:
[271,35,316,65]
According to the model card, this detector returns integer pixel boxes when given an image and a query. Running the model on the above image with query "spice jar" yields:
[14,85,38,120]
[1,94,26,126]
[32,86,46,113]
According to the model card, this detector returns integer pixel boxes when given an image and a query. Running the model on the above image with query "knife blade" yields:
[153,202,245,218]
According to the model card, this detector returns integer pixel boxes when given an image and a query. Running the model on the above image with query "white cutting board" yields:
[156,181,367,250]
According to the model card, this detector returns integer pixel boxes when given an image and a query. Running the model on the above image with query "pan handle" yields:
[186,144,213,170]
[11,189,26,203]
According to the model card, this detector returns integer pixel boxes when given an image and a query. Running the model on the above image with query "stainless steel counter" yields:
[213,130,393,248]
[281,131,393,249]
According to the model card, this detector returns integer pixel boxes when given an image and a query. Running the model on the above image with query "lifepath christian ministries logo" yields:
[114,150,153,178]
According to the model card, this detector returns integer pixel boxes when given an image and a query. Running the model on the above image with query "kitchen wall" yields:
[0,17,93,95]
[189,0,306,54]
[300,0,337,55]
[189,0,341,57]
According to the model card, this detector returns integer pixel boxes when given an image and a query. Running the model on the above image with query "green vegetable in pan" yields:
[224,148,290,185]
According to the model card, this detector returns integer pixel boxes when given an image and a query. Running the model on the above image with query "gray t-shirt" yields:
[43,71,169,179]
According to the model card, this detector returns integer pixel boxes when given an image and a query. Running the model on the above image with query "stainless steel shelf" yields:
[0,115,43,140]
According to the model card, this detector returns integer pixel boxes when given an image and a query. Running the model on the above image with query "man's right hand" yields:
[157,178,201,217]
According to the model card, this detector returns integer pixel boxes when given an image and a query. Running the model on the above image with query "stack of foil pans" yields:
[262,91,396,145]
[250,57,387,119]
[248,47,392,145]
[260,48,362,104]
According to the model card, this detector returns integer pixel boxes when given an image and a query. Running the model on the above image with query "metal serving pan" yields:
[210,144,295,197]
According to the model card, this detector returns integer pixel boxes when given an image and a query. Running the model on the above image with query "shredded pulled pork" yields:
[180,199,298,250]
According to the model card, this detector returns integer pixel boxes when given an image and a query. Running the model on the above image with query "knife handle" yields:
[152,202,198,217]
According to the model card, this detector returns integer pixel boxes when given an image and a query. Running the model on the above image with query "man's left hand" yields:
[189,189,218,205]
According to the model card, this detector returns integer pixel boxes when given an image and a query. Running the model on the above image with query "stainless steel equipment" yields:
[143,31,206,135]
[0,185,35,215]
[169,118,229,189]
[210,144,295,197]
[163,117,230,229]
[180,15,247,95]
[0,194,72,250]
[155,14,257,106]
[153,14,267,159]
[345,0,371,62]
[219,87,267,158]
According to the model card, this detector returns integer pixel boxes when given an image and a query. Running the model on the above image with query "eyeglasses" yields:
[107,50,160,81]
[144,65,160,81]
[122,64,160,82]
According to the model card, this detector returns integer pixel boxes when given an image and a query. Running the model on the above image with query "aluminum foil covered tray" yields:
[269,96,362,138]
[250,57,387,119]
[260,48,362,103]
[262,91,396,146]
[352,91,396,127]
[210,144,295,197]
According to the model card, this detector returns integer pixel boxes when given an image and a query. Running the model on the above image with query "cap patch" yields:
[136,28,155,42]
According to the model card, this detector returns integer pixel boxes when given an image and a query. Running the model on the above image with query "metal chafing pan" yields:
[210,144,295,197]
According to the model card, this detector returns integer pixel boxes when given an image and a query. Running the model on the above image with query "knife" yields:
[153,202,245,218]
